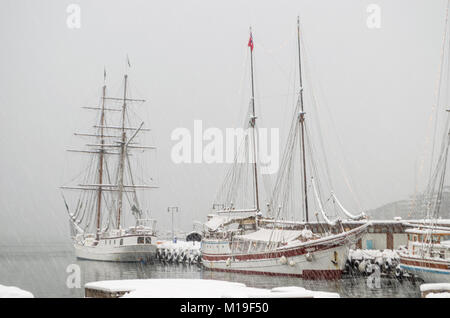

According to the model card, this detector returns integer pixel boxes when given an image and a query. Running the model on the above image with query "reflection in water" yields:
[0,244,421,298]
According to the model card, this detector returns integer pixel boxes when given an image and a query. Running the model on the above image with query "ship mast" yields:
[116,74,128,229]
[249,28,260,212]
[96,85,106,238]
[297,17,309,222]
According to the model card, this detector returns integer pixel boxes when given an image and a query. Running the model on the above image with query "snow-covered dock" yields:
[84,279,340,298]
[0,284,33,298]
[156,240,201,265]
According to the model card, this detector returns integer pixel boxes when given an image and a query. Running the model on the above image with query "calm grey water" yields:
[0,243,421,298]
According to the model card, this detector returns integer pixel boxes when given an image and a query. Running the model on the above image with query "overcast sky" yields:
[0,0,447,243]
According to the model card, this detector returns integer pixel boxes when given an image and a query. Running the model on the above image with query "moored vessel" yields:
[399,1,450,282]
[62,69,158,262]
[202,19,369,279]
[399,227,450,282]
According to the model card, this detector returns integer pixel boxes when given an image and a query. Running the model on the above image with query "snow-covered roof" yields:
[84,279,339,298]
[205,213,254,231]
[234,228,309,243]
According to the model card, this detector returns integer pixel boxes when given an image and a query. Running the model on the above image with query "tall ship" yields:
[399,1,450,281]
[201,20,369,279]
[61,71,158,262]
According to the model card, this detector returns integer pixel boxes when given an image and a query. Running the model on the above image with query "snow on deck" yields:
[85,279,339,298]
[234,228,312,243]
[0,284,34,298]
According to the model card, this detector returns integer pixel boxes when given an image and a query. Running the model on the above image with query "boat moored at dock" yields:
[61,70,159,262]
[399,228,450,283]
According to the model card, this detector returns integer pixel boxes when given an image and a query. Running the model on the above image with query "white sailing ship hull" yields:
[399,254,450,283]
[74,235,157,262]
[202,224,368,279]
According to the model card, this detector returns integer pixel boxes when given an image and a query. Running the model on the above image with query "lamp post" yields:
[167,206,179,241]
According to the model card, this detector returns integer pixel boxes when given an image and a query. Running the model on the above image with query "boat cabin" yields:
[405,228,450,259]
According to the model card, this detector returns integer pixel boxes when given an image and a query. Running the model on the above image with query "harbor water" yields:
[0,243,421,298]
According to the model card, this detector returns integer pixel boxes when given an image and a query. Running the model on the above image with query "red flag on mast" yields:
[248,33,254,52]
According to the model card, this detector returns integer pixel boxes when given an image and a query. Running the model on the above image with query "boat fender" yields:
[305,252,313,262]
[289,260,295,267]
[395,265,403,277]
[226,258,231,267]
[279,256,288,265]
[358,260,367,273]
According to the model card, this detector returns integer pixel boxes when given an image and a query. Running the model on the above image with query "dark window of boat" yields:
[138,237,145,244]
[145,237,151,244]
[120,239,123,246]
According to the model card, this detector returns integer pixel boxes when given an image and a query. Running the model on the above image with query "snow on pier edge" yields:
[0,284,34,298]
[85,279,340,298]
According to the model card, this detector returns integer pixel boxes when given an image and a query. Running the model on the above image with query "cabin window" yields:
[120,239,123,246]
[145,237,151,244]
[137,237,145,244]
[413,235,417,242]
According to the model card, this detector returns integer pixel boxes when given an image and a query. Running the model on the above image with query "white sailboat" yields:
[399,1,450,282]
[61,72,158,262]
[201,27,266,268]
[202,20,369,279]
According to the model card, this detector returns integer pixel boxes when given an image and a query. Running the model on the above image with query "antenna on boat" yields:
[297,16,309,222]
[248,26,260,212]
